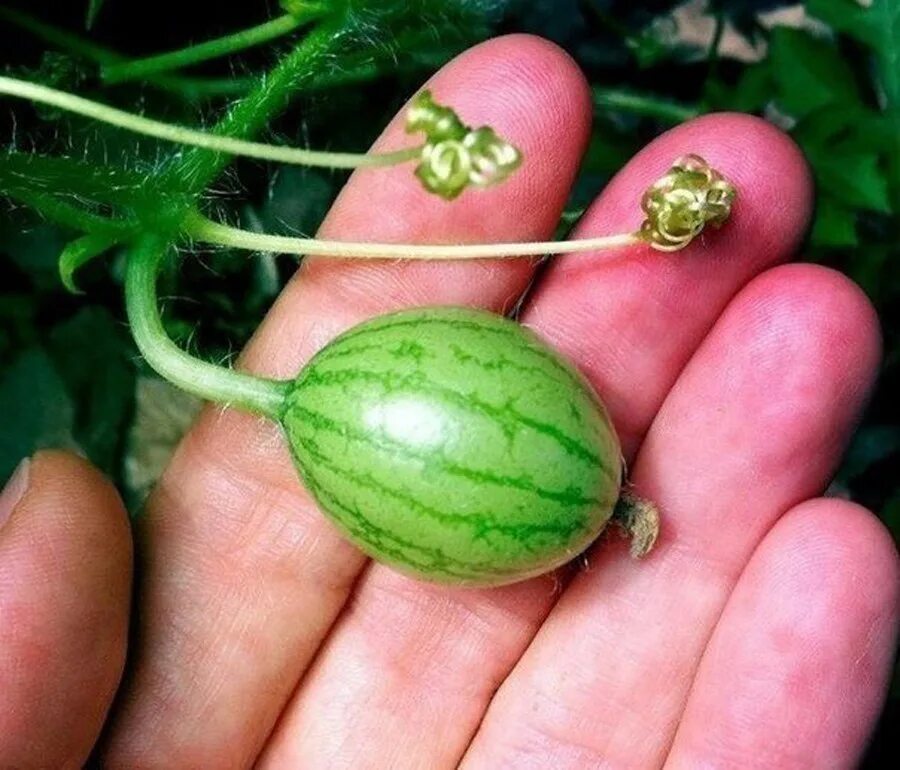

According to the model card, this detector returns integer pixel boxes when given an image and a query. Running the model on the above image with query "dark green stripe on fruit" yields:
[298,461,536,582]
[290,403,605,508]
[319,311,590,395]
[296,367,603,467]
[281,306,622,585]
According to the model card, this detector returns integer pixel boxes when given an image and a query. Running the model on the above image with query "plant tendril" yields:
[0,76,422,171]
[638,154,736,251]
[405,90,523,199]
[180,155,734,260]
[0,15,739,417]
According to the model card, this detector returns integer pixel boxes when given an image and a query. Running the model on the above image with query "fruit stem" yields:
[124,234,290,419]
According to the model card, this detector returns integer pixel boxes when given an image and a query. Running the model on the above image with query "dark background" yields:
[1,0,898,764]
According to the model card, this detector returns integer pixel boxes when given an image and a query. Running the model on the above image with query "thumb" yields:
[0,451,132,768]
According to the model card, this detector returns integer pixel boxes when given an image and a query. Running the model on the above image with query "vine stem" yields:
[0,76,422,170]
[593,88,699,124]
[0,4,118,64]
[121,22,344,417]
[184,212,643,259]
[102,11,322,84]
[125,234,290,419]
[0,5,260,100]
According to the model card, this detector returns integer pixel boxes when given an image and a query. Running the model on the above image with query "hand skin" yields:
[2,35,898,769]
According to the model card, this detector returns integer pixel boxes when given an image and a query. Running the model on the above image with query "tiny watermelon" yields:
[280,306,622,586]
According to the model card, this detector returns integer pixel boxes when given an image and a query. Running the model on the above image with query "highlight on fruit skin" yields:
[639,154,736,251]
[279,306,624,586]
[405,90,523,200]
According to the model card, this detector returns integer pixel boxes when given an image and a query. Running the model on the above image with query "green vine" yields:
[101,10,324,84]
[0,5,736,417]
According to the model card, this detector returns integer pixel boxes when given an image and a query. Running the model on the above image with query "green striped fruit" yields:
[280,306,622,586]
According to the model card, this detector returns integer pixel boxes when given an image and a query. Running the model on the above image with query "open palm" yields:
[2,36,897,769]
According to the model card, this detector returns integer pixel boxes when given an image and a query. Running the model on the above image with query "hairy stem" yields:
[120,23,347,414]
[0,76,421,170]
[102,11,322,84]
[125,234,289,418]
[184,211,643,259]
[2,185,134,235]
[167,19,347,196]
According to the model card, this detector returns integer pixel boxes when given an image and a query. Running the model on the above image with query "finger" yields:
[259,115,813,768]
[527,112,814,457]
[461,264,881,769]
[0,451,131,768]
[666,499,899,769]
[101,35,592,767]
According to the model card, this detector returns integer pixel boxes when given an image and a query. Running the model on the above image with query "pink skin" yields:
[0,35,896,768]
[0,453,131,768]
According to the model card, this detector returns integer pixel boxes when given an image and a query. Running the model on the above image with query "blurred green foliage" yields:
[0,0,898,759]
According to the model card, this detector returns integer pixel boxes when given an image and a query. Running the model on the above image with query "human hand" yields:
[2,36,897,768]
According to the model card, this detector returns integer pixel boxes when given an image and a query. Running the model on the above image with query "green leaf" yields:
[840,424,900,481]
[86,0,107,29]
[806,0,900,200]
[47,308,136,476]
[768,27,860,118]
[58,232,119,294]
[627,18,682,69]
[1,220,68,290]
[792,105,894,156]
[807,0,884,49]
[881,489,900,541]
[810,194,859,247]
[729,62,774,112]
[0,349,76,481]
[870,0,900,107]
[814,151,892,213]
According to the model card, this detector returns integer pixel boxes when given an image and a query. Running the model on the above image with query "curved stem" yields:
[59,231,121,293]
[0,76,422,170]
[164,19,346,195]
[125,234,290,420]
[102,12,320,84]
[184,211,643,260]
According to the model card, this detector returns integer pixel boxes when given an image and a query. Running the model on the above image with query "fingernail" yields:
[0,459,31,530]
